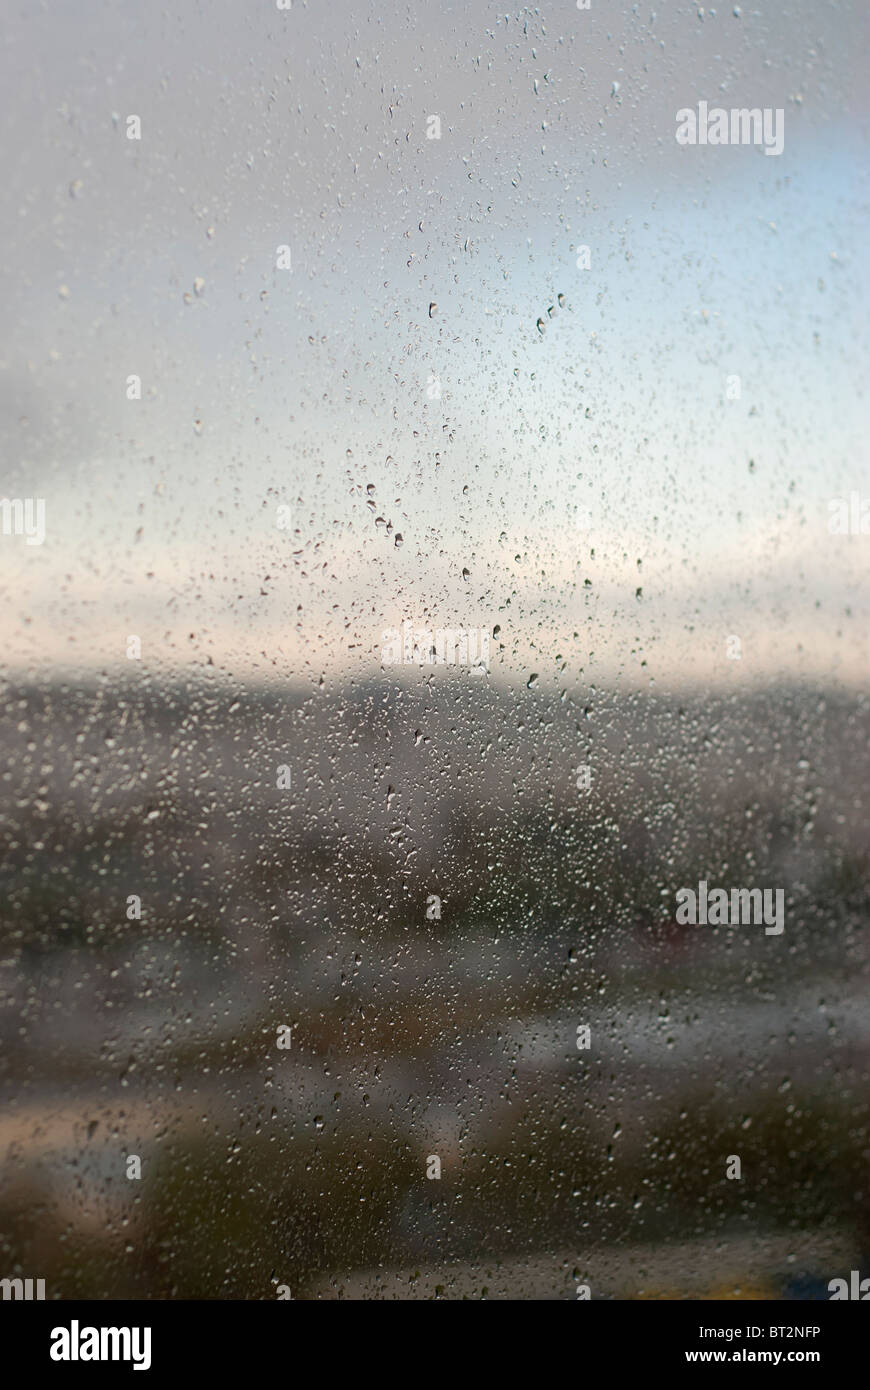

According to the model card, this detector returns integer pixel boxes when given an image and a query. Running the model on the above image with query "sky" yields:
[0,0,868,691]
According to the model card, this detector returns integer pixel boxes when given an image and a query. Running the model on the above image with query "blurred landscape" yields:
[0,670,867,1298]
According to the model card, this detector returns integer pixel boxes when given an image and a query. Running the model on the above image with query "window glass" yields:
[1,0,867,1300]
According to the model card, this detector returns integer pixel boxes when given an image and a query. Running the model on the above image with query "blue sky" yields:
[0,0,867,689]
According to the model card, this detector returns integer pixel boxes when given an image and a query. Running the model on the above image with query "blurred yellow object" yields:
[633,1279,779,1301]
[705,1281,780,1300]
